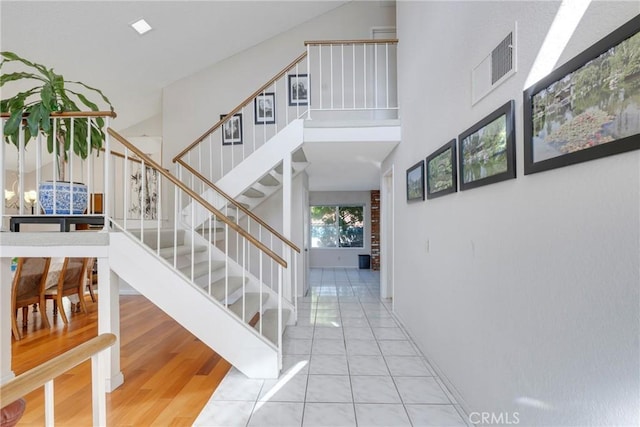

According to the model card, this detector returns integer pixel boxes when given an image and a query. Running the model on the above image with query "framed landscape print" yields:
[458,100,516,191]
[220,113,242,145]
[288,74,309,106]
[254,92,276,125]
[406,160,425,202]
[524,15,640,175]
[426,139,457,199]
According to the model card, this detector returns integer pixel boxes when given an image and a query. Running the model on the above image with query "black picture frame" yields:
[426,139,457,199]
[458,100,516,191]
[220,113,242,145]
[406,160,425,202]
[254,92,276,125]
[523,15,640,175]
[288,74,309,106]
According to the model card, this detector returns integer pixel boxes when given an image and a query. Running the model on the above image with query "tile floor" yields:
[195,268,470,427]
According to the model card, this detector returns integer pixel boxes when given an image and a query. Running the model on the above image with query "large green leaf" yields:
[67,80,114,112]
[25,103,42,136]
[71,91,99,111]
[4,110,22,144]
[0,71,46,86]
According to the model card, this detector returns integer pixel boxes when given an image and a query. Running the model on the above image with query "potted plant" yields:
[1,51,114,214]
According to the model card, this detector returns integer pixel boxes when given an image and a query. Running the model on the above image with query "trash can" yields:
[358,254,371,269]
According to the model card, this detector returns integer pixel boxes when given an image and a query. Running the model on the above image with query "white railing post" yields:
[277,266,283,370]
[305,45,311,120]
[0,120,5,228]
[282,151,292,300]
[103,117,111,228]
[91,352,107,427]
[18,127,25,215]
[44,379,54,427]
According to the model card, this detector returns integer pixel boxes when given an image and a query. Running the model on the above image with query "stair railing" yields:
[0,333,116,426]
[172,52,309,184]
[107,128,290,359]
[0,112,115,231]
[304,39,399,119]
[177,159,300,315]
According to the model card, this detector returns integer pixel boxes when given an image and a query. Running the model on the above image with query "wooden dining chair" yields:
[44,258,90,324]
[11,258,52,341]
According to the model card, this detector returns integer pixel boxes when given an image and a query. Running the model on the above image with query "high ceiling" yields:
[0,1,347,130]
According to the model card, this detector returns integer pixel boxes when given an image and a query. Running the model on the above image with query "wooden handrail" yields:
[0,333,116,405]
[172,51,308,163]
[0,111,117,119]
[176,158,301,254]
[304,39,398,46]
[108,128,288,268]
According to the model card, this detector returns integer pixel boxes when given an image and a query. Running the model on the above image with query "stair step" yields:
[292,148,307,163]
[243,188,265,198]
[259,174,280,187]
[274,164,295,175]
[226,202,250,211]
[159,244,208,259]
[129,228,184,249]
[229,292,269,321]
[256,308,291,345]
[179,260,225,280]
[209,276,248,301]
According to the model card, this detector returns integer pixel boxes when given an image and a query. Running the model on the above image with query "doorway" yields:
[380,167,394,304]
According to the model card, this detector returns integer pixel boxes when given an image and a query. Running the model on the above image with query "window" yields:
[311,205,364,248]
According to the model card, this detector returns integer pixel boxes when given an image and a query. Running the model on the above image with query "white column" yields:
[98,257,124,391]
[0,257,15,384]
[282,152,292,300]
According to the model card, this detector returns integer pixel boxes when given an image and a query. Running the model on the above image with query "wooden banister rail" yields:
[172,51,308,163]
[0,111,117,119]
[176,158,301,254]
[0,333,116,405]
[304,39,399,46]
[108,128,288,268]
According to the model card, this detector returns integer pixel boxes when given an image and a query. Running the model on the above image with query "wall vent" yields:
[472,24,517,105]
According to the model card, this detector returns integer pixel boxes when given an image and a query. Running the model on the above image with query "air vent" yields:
[492,32,513,84]
[472,24,517,105]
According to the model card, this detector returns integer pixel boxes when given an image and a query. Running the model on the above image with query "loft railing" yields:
[107,128,296,350]
[172,39,397,186]
[0,111,115,230]
[0,333,116,426]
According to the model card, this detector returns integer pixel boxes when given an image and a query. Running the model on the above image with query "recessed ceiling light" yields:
[131,18,152,35]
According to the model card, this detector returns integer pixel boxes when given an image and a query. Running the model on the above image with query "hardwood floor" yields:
[11,294,230,426]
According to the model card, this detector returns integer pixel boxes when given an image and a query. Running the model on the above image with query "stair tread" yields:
[274,164,295,175]
[209,276,248,301]
[258,175,280,187]
[243,188,265,198]
[159,244,208,258]
[292,148,307,163]
[229,292,269,321]
[179,260,225,279]
[256,308,291,345]
[129,228,184,249]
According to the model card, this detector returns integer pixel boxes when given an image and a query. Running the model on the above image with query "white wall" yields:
[387,2,640,426]
[309,190,371,268]
[162,1,396,168]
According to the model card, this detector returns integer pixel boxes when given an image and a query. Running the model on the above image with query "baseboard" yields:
[391,310,474,426]
[106,371,124,392]
[118,289,141,296]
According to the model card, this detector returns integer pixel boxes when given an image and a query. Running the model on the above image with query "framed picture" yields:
[254,92,276,125]
[220,113,242,145]
[288,74,309,106]
[406,160,425,202]
[458,100,516,191]
[524,15,640,175]
[426,139,457,199]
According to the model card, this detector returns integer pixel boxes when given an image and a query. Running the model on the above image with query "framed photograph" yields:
[254,92,276,125]
[406,160,425,202]
[288,74,309,106]
[426,139,457,199]
[458,100,516,191]
[220,113,242,145]
[524,15,640,175]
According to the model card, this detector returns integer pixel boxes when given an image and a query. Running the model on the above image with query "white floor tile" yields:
[378,340,417,356]
[283,338,313,355]
[193,400,255,427]
[385,356,433,376]
[285,326,314,340]
[212,375,264,401]
[303,402,356,427]
[248,402,304,427]
[313,327,344,340]
[351,375,401,403]
[367,317,398,328]
[346,339,382,356]
[258,374,308,402]
[354,404,412,427]
[405,404,468,426]
[347,355,389,376]
[372,327,407,340]
[310,354,349,375]
[394,377,451,404]
[314,316,343,328]
[312,338,346,355]
[305,375,353,403]
[340,308,367,318]
[281,354,311,376]
[340,317,370,327]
